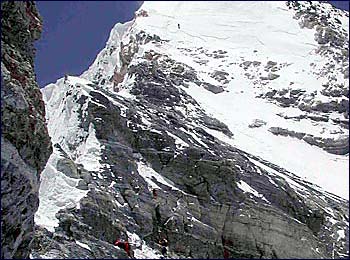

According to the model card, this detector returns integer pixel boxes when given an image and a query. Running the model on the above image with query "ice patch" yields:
[75,123,104,172]
[76,241,91,251]
[137,162,180,191]
[248,157,306,192]
[328,217,338,225]
[237,180,269,203]
[337,230,345,241]
[191,216,214,230]
[35,151,89,232]
[118,87,136,100]
[166,131,189,148]
[127,231,162,259]
[180,127,208,148]
[109,181,116,188]
[42,76,105,175]
[150,129,163,135]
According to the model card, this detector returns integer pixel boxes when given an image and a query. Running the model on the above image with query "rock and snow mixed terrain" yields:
[30,1,349,259]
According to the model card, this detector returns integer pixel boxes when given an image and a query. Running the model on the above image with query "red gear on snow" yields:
[115,240,131,256]
[125,241,130,256]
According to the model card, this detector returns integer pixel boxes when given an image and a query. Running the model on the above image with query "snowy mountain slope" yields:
[35,72,348,258]
[82,1,349,198]
[136,1,349,199]
[33,1,349,259]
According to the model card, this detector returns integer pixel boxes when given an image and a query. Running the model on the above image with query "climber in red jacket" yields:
[115,239,132,257]
[224,248,230,259]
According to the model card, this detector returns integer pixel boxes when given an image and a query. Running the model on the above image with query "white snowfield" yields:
[185,81,349,199]
[113,1,347,199]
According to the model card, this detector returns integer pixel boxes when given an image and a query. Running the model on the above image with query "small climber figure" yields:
[159,237,168,257]
[155,204,161,223]
[177,23,180,29]
[152,188,158,199]
[222,236,230,259]
[64,74,68,84]
[223,248,230,259]
[115,239,133,257]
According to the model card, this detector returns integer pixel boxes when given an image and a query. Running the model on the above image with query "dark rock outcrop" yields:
[269,127,349,155]
[1,2,52,258]
[248,119,267,128]
[210,70,229,84]
[260,73,280,81]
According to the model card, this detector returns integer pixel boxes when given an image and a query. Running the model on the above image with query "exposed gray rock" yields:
[201,115,233,137]
[1,2,52,258]
[269,127,349,155]
[210,70,230,83]
[307,114,329,122]
[201,82,225,94]
[31,225,128,259]
[298,97,349,114]
[288,1,348,63]
[252,61,261,66]
[249,119,267,128]
[56,158,79,179]
[241,61,252,69]
[265,61,278,69]
[261,88,305,107]
[76,180,89,190]
[269,127,306,139]
[321,83,348,98]
[343,66,349,79]
[303,135,349,155]
[260,73,280,81]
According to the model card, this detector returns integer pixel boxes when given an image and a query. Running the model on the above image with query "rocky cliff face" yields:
[1,1,52,258]
[32,1,348,259]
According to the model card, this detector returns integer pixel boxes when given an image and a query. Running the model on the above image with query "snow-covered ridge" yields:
[42,76,104,169]
[81,20,135,90]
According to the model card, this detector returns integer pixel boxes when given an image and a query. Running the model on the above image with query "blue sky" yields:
[35,1,141,87]
[34,1,349,87]
[330,1,350,10]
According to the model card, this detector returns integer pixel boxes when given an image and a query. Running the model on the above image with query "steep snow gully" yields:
[32,1,348,259]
